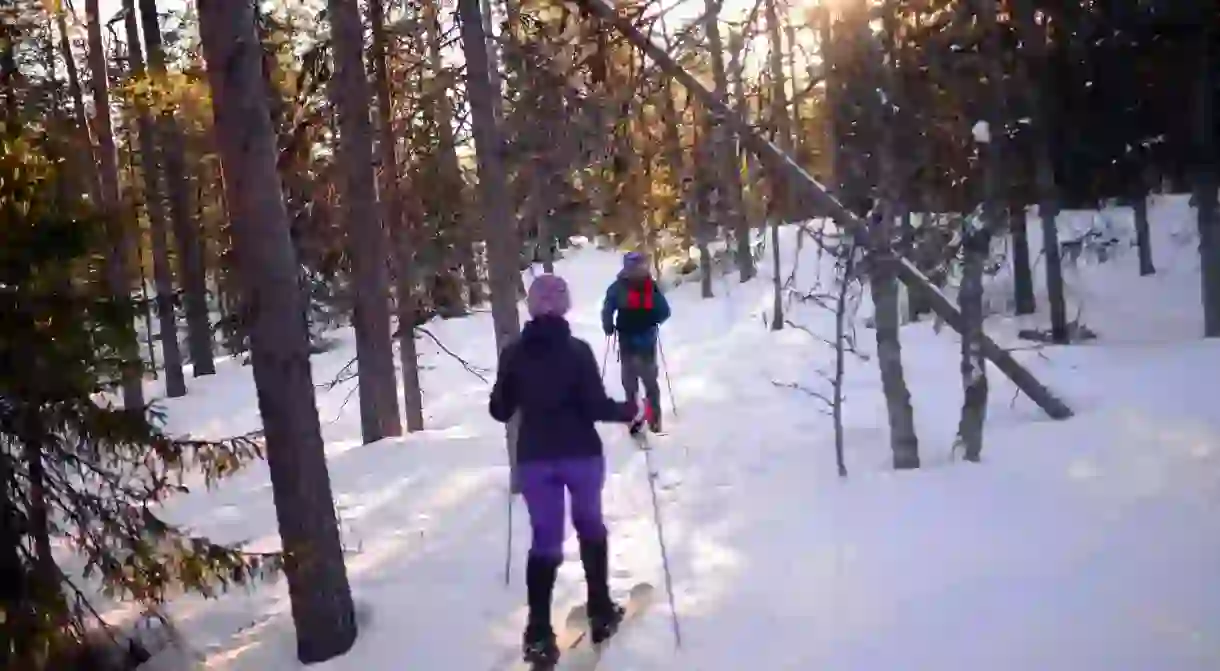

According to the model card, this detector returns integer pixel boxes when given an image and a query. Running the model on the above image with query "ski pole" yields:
[657,336,678,418]
[600,334,612,382]
[640,435,683,648]
[504,417,522,586]
[504,489,514,586]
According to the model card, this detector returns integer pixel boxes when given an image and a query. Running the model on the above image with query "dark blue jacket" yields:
[600,275,671,354]
[489,316,635,463]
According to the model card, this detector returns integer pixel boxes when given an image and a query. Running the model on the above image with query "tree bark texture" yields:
[370,0,425,432]
[329,0,403,441]
[198,1,357,662]
[139,0,216,376]
[124,0,185,398]
[86,0,145,411]
[458,0,523,488]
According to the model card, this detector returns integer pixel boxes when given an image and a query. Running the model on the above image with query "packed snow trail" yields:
[134,198,1220,670]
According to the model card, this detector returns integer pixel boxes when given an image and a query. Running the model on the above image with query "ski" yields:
[559,583,656,671]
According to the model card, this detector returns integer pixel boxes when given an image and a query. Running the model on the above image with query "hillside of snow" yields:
[123,194,1220,670]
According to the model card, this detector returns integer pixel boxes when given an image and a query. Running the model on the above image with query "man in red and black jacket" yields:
[601,252,671,432]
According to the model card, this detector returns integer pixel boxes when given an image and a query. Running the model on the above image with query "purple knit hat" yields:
[527,274,571,318]
[622,251,649,278]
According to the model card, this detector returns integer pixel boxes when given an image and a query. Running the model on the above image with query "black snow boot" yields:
[523,554,560,665]
[579,537,624,644]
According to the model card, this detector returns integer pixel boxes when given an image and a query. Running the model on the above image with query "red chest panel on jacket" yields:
[624,280,654,310]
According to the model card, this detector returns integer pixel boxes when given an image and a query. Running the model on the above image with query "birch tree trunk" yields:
[85,0,145,411]
[139,0,215,376]
[198,0,357,662]
[370,0,425,431]
[123,0,185,398]
[329,0,402,442]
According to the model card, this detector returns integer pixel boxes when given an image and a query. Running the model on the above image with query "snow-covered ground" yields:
[131,194,1220,670]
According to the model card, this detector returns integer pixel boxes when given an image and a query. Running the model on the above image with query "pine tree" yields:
[0,98,274,671]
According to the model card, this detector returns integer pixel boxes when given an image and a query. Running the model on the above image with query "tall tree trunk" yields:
[139,0,215,376]
[370,0,425,432]
[702,0,752,282]
[20,414,59,626]
[55,10,101,203]
[1010,204,1036,314]
[956,215,989,461]
[329,0,402,442]
[0,43,34,666]
[116,100,162,381]
[481,0,508,125]
[123,0,186,398]
[86,0,145,411]
[692,118,716,299]
[765,0,792,330]
[528,24,566,275]
[457,0,522,486]
[785,12,801,157]
[870,0,919,469]
[816,7,841,192]
[728,31,760,234]
[1193,20,1220,337]
[1013,0,1068,343]
[136,227,159,376]
[661,79,687,239]
[957,0,1011,462]
[1132,186,1155,276]
[197,1,357,662]
[425,0,482,308]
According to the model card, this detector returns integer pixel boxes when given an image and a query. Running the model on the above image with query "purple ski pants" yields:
[519,456,607,560]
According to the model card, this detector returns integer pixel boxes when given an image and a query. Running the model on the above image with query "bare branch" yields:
[317,356,359,391]
[416,327,490,382]
[771,380,834,412]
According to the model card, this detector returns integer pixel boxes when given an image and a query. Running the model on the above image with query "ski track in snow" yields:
[114,195,1220,670]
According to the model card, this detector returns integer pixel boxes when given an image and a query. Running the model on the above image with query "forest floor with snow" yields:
[125,194,1220,670]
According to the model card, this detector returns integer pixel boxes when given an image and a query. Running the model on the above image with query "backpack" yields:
[619,278,655,312]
